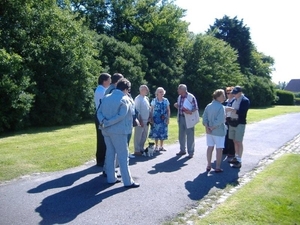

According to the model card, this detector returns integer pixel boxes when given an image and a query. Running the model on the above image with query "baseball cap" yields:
[231,86,242,94]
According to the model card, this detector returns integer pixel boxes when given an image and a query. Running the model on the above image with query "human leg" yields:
[103,135,117,183]
[113,133,135,186]
[186,126,195,156]
[140,120,150,149]
[95,119,106,166]
[178,117,186,153]
[206,146,214,170]
[134,126,143,152]
[215,135,225,170]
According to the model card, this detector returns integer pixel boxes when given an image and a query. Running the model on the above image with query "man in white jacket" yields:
[174,84,199,158]
[134,85,151,156]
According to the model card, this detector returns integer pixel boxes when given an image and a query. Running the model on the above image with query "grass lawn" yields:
[0,105,299,182]
[195,154,300,225]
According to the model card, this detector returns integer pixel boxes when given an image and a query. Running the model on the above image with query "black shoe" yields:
[232,162,242,168]
[125,182,140,188]
[228,157,239,164]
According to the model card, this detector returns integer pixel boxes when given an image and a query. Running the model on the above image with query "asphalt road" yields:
[1,112,300,225]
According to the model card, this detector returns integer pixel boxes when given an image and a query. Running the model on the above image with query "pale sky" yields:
[175,0,300,84]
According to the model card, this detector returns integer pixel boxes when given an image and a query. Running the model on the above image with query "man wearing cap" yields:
[225,86,250,168]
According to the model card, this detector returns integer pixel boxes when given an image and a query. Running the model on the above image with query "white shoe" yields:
[129,154,135,159]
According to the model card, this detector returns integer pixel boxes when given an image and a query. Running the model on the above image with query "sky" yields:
[175,0,300,84]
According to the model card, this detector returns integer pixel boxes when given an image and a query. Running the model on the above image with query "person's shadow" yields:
[185,160,240,200]
[28,165,102,193]
[148,156,190,174]
[33,175,126,225]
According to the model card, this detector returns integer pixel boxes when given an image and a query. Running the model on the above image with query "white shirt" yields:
[94,85,106,109]
[134,95,150,121]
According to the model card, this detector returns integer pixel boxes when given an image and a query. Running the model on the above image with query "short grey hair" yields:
[178,84,187,92]
[139,85,149,92]
[155,87,166,96]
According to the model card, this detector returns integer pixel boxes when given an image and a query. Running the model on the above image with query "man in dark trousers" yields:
[94,73,111,166]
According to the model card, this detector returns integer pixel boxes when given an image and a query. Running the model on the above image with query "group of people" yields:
[202,86,250,172]
[94,72,250,188]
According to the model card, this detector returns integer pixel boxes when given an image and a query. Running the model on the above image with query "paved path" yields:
[1,113,300,225]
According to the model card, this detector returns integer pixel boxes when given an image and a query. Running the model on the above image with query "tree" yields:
[242,76,276,107]
[249,49,274,79]
[70,0,109,34]
[0,0,102,128]
[130,0,189,102]
[207,15,254,74]
[183,34,244,107]
[97,34,146,97]
[0,49,35,131]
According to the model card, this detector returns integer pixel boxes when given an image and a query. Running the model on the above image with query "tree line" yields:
[0,0,276,132]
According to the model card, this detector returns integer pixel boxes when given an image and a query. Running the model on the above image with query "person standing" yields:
[133,85,151,156]
[94,73,111,167]
[105,73,124,95]
[202,89,227,172]
[226,86,250,168]
[223,86,235,157]
[174,84,199,158]
[149,87,170,152]
[104,73,135,159]
[97,78,140,188]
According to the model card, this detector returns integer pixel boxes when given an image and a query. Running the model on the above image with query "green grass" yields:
[196,154,300,225]
[0,105,299,182]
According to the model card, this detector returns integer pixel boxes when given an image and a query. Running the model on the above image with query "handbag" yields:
[227,117,239,127]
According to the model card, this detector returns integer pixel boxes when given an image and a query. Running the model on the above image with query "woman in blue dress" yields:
[149,87,171,152]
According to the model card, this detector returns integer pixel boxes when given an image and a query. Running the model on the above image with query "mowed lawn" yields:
[0,105,299,182]
[193,154,300,225]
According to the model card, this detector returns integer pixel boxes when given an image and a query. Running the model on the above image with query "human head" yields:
[155,87,166,97]
[111,73,124,84]
[231,86,243,97]
[98,73,111,88]
[116,78,131,94]
[212,89,226,103]
[177,84,187,96]
[225,86,234,98]
[139,85,149,96]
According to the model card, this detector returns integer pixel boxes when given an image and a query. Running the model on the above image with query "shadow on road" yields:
[33,175,127,224]
[28,165,102,193]
[148,155,190,174]
[185,159,240,200]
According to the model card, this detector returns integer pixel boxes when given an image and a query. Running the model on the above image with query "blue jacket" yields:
[202,100,226,137]
[97,89,133,135]
[236,95,250,124]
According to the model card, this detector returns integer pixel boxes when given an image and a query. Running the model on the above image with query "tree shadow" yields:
[28,165,102,193]
[148,155,190,174]
[34,175,126,225]
[185,160,240,200]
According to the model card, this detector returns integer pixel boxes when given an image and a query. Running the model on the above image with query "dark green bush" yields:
[275,90,295,105]
[242,76,276,107]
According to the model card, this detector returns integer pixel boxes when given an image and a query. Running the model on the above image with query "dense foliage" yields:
[275,90,295,105]
[0,0,276,132]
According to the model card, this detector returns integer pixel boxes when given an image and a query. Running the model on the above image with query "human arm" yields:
[101,98,129,128]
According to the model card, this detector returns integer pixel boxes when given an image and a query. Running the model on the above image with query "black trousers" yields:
[95,115,106,166]
[223,124,235,156]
